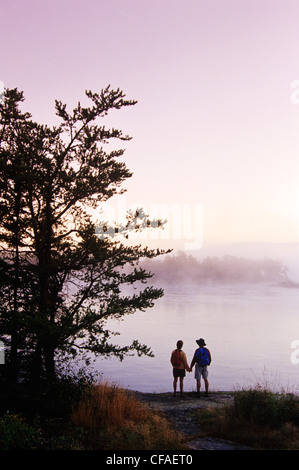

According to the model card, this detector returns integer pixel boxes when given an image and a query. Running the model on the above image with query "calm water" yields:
[95,283,299,394]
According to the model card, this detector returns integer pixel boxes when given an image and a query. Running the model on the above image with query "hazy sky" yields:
[2,0,299,250]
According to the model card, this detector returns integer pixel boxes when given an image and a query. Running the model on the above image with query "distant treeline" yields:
[144,252,289,284]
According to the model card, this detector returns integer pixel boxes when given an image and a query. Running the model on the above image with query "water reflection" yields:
[95,284,299,394]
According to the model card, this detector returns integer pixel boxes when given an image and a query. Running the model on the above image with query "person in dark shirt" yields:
[190,338,212,397]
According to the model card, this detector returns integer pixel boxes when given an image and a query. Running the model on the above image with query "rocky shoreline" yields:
[134,391,255,451]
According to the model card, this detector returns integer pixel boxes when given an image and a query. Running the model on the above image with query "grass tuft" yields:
[71,382,187,450]
[195,387,299,449]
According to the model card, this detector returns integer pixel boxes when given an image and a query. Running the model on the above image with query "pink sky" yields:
[2,0,299,250]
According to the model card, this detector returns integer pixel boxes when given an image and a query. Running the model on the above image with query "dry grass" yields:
[71,382,145,429]
[71,382,187,450]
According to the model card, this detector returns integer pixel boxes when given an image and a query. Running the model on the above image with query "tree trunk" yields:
[9,185,22,383]
[38,190,57,382]
[31,341,43,382]
[43,343,56,382]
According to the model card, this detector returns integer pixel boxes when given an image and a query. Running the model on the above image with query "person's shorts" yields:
[194,364,208,380]
[173,368,186,378]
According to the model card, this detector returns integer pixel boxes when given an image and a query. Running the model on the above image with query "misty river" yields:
[94,283,299,394]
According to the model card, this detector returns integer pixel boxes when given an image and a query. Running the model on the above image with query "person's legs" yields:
[179,377,184,396]
[195,364,203,396]
[203,378,209,395]
[173,376,178,396]
[203,368,209,396]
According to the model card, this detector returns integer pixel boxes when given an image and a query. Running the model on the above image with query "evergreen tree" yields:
[0,86,169,383]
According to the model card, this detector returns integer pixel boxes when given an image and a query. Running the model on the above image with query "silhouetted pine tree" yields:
[0,87,170,385]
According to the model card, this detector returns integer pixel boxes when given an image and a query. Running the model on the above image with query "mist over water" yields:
[92,244,299,393]
[95,283,299,394]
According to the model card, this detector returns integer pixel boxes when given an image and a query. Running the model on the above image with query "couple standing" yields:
[170,338,211,398]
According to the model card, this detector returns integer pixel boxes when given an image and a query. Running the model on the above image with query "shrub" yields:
[233,388,299,429]
[0,412,43,450]
[0,368,94,419]
[195,388,299,449]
